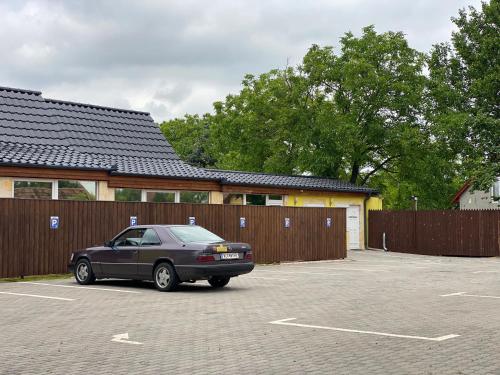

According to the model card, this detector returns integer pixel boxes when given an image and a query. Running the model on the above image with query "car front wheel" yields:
[153,262,179,292]
[74,259,96,285]
[208,276,230,288]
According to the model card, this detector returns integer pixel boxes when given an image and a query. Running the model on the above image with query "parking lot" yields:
[1,250,499,375]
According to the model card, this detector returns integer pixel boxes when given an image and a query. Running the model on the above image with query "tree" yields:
[159,114,216,168]
[158,1,498,208]
[427,0,500,190]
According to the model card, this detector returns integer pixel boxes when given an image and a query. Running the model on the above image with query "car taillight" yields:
[196,255,215,263]
[244,252,253,260]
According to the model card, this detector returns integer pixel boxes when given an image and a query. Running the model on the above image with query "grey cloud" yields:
[0,0,482,121]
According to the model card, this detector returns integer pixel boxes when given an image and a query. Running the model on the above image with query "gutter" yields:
[363,192,372,249]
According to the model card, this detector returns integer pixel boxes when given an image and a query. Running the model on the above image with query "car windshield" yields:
[168,226,224,243]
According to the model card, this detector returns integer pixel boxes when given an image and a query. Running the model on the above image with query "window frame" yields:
[57,180,98,201]
[13,178,57,199]
[142,190,179,203]
[140,228,162,246]
[114,187,143,202]
[179,191,210,204]
[113,228,147,247]
[222,193,285,206]
[266,194,284,206]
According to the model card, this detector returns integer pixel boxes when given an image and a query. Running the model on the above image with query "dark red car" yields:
[68,225,254,291]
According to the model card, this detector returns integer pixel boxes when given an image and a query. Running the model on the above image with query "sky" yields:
[0,0,483,122]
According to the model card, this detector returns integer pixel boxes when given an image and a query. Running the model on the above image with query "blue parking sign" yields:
[188,216,196,225]
[284,217,291,228]
[50,216,59,229]
[326,217,332,227]
[130,216,138,226]
[240,217,246,228]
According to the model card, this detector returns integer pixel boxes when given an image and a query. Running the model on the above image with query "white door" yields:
[346,206,360,249]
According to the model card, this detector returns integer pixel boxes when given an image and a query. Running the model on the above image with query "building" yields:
[0,85,381,249]
[452,180,500,210]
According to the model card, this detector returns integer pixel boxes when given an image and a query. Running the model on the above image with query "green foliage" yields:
[158,1,498,209]
[427,0,499,191]
[159,114,216,167]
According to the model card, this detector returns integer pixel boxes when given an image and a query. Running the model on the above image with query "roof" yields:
[0,85,216,180]
[0,85,377,194]
[207,169,377,194]
[452,182,471,204]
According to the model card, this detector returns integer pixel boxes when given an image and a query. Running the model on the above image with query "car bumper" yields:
[175,262,254,281]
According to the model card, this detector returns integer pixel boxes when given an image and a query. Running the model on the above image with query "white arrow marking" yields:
[269,318,460,342]
[111,333,143,345]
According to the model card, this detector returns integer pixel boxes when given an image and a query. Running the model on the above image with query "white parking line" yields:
[441,292,467,297]
[279,265,387,272]
[255,269,342,276]
[441,292,500,299]
[472,270,500,274]
[269,318,460,342]
[0,291,74,301]
[20,282,141,294]
[242,276,290,281]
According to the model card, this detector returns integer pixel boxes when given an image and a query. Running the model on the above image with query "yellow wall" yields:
[286,192,383,250]
[97,181,114,201]
[210,191,224,204]
[0,177,13,198]
[367,196,383,211]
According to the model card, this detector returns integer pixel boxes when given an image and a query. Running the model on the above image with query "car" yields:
[68,225,254,291]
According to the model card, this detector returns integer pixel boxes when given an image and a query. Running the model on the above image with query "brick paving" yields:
[1,250,499,375]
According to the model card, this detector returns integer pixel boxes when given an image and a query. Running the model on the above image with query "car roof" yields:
[128,224,198,229]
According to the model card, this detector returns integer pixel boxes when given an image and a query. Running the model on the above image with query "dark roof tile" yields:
[0,85,376,194]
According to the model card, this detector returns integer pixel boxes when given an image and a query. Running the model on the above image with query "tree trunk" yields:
[350,161,359,184]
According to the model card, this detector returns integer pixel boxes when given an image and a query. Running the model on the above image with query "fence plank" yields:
[369,210,500,256]
[0,198,346,278]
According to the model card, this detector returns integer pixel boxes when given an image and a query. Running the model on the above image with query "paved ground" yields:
[1,250,499,375]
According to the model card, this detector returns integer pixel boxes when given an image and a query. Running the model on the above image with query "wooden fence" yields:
[368,210,500,256]
[0,198,346,278]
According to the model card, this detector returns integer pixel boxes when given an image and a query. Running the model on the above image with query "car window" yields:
[114,229,146,247]
[141,229,161,246]
[168,226,224,243]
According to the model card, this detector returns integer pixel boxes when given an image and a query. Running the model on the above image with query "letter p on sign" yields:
[50,216,59,229]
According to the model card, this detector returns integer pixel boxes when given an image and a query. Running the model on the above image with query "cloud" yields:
[0,0,483,122]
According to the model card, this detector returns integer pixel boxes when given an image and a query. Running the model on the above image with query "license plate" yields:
[220,253,240,260]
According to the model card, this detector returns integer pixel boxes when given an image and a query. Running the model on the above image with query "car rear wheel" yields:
[153,262,179,292]
[208,276,230,288]
[74,259,96,285]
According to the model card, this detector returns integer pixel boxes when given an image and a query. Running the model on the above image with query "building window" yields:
[145,191,176,203]
[13,181,53,199]
[246,194,266,206]
[115,188,142,202]
[180,191,209,204]
[266,194,283,206]
[223,193,284,206]
[58,180,96,201]
[223,193,244,205]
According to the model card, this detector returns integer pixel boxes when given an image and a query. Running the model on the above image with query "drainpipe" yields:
[363,192,372,249]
